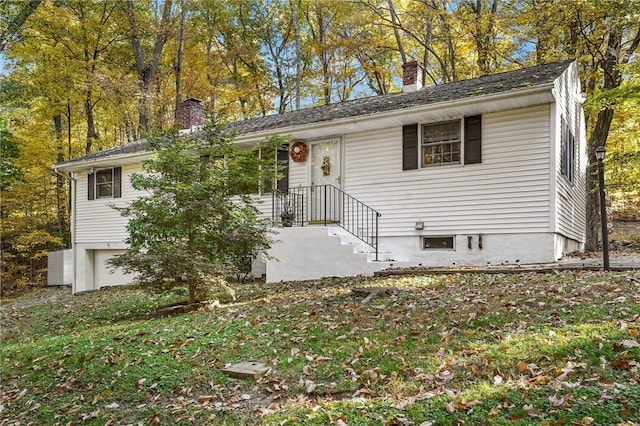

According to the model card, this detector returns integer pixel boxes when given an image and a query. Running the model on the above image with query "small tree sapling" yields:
[109,120,283,304]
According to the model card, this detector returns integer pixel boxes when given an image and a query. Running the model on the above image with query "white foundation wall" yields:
[553,233,583,260]
[378,232,558,267]
[265,227,386,282]
[261,228,582,283]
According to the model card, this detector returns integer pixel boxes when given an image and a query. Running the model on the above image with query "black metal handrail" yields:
[272,185,381,260]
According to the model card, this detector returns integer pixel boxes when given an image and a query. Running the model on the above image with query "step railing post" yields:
[375,212,380,261]
[323,185,327,226]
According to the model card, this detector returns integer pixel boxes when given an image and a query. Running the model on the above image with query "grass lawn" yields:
[1,271,639,425]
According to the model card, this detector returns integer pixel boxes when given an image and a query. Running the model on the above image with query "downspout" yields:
[54,169,77,292]
[549,99,559,259]
[69,172,77,293]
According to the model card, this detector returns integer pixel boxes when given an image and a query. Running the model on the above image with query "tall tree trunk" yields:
[205,39,217,111]
[467,0,498,75]
[583,28,622,251]
[421,9,434,86]
[204,9,217,111]
[318,10,331,105]
[66,102,72,232]
[85,89,99,154]
[387,0,407,64]
[437,0,456,82]
[585,108,614,251]
[126,0,174,135]
[290,0,301,110]
[67,101,72,159]
[583,21,640,250]
[174,0,186,123]
[53,114,66,237]
[306,3,333,105]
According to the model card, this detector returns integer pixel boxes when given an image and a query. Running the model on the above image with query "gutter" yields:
[70,172,77,293]
[53,151,153,172]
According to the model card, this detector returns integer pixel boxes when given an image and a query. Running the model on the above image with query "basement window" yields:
[422,236,455,250]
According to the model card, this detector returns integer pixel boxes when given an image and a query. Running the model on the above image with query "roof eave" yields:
[233,82,556,143]
[53,80,557,171]
[53,151,154,172]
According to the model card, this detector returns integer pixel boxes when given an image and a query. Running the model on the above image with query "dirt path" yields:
[0,286,72,311]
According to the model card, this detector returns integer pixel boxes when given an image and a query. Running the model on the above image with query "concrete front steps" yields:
[265,226,398,283]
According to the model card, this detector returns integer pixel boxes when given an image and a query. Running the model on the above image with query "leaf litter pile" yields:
[1,270,639,425]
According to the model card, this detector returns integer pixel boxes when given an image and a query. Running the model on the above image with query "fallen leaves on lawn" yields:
[614,339,640,350]
[3,270,640,424]
[523,404,543,418]
[548,393,572,408]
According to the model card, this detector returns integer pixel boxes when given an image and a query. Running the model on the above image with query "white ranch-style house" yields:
[55,60,587,292]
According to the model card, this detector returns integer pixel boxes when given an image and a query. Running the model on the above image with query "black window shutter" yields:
[113,167,122,198]
[277,147,289,192]
[402,124,419,170]
[464,115,482,164]
[88,172,95,200]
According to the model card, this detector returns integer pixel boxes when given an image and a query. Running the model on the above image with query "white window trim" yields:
[95,168,115,199]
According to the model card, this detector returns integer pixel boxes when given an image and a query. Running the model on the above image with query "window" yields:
[403,116,481,170]
[277,146,289,192]
[88,167,121,200]
[95,169,113,198]
[560,116,575,183]
[257,145,289,194]
[422,236,455,250]
[422,120,461,166]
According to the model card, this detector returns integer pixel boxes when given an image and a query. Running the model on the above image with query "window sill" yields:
[419,162,462,170]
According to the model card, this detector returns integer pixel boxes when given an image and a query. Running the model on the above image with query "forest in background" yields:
[1,0,639,289]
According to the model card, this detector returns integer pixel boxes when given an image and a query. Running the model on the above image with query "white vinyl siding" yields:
[76,164,142,243]
[343,105,552,237]
[553,62,587,242]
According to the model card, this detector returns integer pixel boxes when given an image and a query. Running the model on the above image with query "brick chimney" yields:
[402,61,424,92]
[176,98,205,130]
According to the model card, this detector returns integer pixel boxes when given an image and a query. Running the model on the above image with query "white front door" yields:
[310,139,341,222]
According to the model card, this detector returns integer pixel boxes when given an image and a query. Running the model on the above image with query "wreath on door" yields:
[290,141,308,162]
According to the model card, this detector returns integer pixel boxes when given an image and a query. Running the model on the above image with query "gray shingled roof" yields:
[57,60,572,166]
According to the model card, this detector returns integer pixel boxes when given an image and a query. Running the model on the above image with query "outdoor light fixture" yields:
[595,146,610,271]
[414,221,424,230]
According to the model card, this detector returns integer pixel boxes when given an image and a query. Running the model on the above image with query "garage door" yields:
[94,250,135,288]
